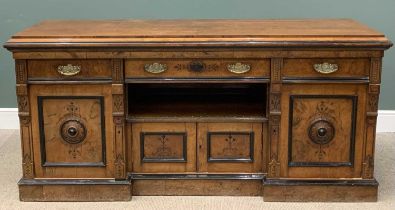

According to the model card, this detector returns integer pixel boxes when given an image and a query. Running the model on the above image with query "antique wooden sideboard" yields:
[4,19,392,202]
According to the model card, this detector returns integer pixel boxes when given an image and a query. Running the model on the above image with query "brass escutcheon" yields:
[308,119,335,145]
[60,119,87,144]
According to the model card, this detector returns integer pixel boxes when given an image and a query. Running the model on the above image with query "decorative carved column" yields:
[362,58,382,179]
[15,59,34,178]
[112,59,126,179]
[268,58,283,178]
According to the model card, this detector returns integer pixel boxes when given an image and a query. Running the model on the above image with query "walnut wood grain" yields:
[131,123,197,173]
[263,179,378,202]
[39,97,104,165]
[268,58,282,178]
[4,19,392,49]
[282,58,370,79]
[112,63,126,179]
[280,84,366,178]
[197,123,263,173]
[289,96,355,165]
[16,60,34,179]
[362,58,382,179]
[10,19,385,38]
[127,83,267,122]
[19,179,131,201]
[27,59,112,81]
[4,19,392,202]
[133,179,262,196]
[29,85,114,178]
[125,58,270,78]
[12,50,385,60]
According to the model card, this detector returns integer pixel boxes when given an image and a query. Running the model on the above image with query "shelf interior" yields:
[127,83,267,122]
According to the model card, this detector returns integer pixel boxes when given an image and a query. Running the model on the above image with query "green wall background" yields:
[1,0,394,109]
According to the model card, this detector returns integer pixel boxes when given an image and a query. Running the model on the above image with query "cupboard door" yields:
[197,123,263,173]
[30,85,114,178]
[132,123,196,173]
[280,84,366,178]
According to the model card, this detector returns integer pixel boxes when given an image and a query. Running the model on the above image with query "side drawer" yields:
[27,59,112,81]
[29,84,114,178]
[131,123,196,173]
[197,123,264,173]
[125,58,270,78]
[282,58,370,79]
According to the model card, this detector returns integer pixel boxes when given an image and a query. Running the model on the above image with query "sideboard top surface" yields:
[4,19,392,49]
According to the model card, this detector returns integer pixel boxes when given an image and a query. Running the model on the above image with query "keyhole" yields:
[67,127,78,137]
[317,128,327,137]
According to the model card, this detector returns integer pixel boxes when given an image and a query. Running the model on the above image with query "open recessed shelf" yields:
[126,83,268,122]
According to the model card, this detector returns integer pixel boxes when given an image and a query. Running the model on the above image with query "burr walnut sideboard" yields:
[4,19,392,202]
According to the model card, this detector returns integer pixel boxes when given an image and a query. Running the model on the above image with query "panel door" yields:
[132,123,196,173]
[197,123,263,173]
[30,84,114,178]
[280,84,366,178]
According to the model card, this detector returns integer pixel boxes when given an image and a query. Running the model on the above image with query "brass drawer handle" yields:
[313,62,338,74]
[227,62,251,74]
[57,64,81,76]
[144,62,167,74]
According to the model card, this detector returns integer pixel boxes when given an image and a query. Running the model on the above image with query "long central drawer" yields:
[125,58,270,78]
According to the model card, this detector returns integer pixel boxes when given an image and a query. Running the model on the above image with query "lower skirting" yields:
[133,179,262,196]
[18,178,378,202]
[18,179,132,202]
[1,109,395,132]
[263,179,378,202]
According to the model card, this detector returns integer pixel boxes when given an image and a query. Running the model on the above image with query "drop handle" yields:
[57,64,81,76]
[313,62,338,74]
[144,63,167,74]
[227,62,251,74]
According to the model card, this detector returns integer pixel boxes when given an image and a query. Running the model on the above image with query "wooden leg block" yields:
[19,179,132,201]
[133,179,262,196]
[263,179,378,202]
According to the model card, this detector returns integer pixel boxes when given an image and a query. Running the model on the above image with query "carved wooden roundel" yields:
[60,119,87,144]
[308,119,335,145]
